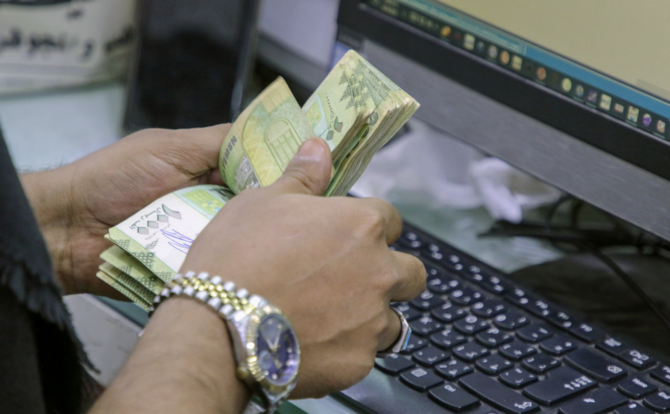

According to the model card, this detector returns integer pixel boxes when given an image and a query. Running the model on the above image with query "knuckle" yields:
[356,207,386,239]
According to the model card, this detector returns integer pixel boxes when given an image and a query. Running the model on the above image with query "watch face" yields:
[255,314,299,386]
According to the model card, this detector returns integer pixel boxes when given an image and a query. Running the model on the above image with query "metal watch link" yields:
[151,272,300,414]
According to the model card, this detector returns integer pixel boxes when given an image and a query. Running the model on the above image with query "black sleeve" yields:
[0,126,94,413]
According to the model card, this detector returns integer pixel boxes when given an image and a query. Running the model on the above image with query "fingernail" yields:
[295,138,327,163]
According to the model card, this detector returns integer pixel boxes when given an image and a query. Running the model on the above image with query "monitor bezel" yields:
[338,0,670,182]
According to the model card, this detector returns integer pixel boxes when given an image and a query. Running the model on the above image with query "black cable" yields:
[585,247,670,335]
[483,213,670,336]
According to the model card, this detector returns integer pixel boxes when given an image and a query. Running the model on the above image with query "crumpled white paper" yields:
[351,120,563,222]
[470,157,562,223]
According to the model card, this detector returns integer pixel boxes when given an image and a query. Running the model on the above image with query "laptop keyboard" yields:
[343,224,670,414]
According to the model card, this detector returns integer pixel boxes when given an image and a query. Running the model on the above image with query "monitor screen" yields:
[364,0,670,141]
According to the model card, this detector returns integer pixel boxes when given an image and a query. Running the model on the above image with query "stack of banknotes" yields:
[97,51,419,309]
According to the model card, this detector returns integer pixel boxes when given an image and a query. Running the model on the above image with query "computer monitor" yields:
[337,0,670,241]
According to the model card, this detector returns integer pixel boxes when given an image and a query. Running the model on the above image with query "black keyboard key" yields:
[546,311,575,330]
[421,243,443,256]
[460,373,540,413]
[565,348,627,382]
[400,230,420,243]
[523,366,597,405]
[569,321,605,343]
[505,288,532,307]
[429,382,480,412]
[410,316,443,336]
[524,299,556,319]
[644,391,670,412]
[558,388,628,414]
[401,335,427,354]
[618,377,658,399]
[619,349,656,370]
[430,329,467,349]
[539,335,577,355]
[476,327,513,348]
[435,358,474,380]
[476,354,513,375]
[399,367,444,391]
[427,274,460,294]
[431,302,467,323]
[596,337,630,356]
[517,323,554,343]
[441,253,464,271]
[423,249,450,263]
[392,302,422,321]
[499,341,536,361]
[375,354,415,374]
[411,290,445,310]
[398,237,423,250]
[522,353,560,374]
[500,367,537,389]
[651,366,670,386]
[425,264,445,277]
[454,315,490,335]
[472,299,507,318]
[453,342,490,362]
[450,287,484,306]
[615,402,655,414]
[413,346,450,367]
[480,275,511,295]
[494,312,529,330]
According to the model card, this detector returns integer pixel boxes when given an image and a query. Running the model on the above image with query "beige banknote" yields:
[219,77,317,194]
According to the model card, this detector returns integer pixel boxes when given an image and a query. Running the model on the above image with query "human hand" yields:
[21,125,230,297]
[180,138,427,398]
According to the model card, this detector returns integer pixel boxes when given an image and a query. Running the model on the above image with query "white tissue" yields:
[351,120,563,222]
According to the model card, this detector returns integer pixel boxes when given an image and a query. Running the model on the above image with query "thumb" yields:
[269,137,332,196]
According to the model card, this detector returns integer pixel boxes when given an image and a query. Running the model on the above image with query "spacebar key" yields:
[460,372,540,414]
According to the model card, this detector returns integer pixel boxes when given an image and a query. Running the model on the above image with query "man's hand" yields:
[91,138,425,413]
[181,137,427,398]
[21,125,230,297]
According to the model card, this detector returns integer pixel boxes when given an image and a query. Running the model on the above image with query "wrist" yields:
[98,297,250,413]
[20,168,76,292]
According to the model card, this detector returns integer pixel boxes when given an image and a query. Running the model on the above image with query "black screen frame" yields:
[338,0,670,182]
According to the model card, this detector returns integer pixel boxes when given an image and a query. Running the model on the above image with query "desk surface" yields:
[0,82,562,414]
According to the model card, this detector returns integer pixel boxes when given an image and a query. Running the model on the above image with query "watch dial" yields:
[256,314,299,385]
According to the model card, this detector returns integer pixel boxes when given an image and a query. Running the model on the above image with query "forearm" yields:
[90,297,250,414]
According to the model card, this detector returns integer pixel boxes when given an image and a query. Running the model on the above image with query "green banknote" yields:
[100,51,419,306]
[100,245,164,295]
[302,61,373,169]
[96,271,151,311]
[219,77,317,194]
[99,262,155,304]
[105,185,234,282]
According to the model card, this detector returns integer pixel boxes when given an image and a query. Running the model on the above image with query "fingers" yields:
[377,307,402,352]
[267,138,333,196]
[177,124,232,169]
[358,198,403,244]
[389,251,427,302]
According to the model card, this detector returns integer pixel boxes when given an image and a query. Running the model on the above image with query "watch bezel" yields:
[244,305,301,397]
